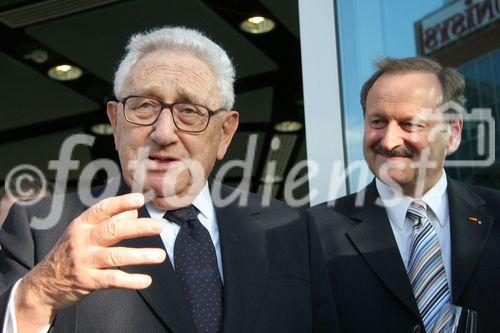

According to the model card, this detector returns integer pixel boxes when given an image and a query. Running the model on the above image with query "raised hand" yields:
[14,193,166,333]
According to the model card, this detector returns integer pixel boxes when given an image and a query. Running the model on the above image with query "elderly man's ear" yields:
[106,101,119,131]
[217,111,239,160]
[106,101,119,150]
[446,116,463,155]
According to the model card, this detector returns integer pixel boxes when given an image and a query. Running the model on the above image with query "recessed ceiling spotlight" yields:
[90,123,113,135]
[47,64,82,81]
[274,120,303,133]
[240,16,275,34]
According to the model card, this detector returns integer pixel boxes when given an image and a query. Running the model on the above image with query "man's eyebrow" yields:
[366,110,384,118]
[176,85,205,105]
[130,87,163,99]
[130,86,205,105]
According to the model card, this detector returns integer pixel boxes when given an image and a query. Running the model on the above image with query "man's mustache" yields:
[371,144,416,158]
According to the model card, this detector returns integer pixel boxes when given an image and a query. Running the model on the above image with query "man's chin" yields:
[149,193,198,211]
[376,169,414,189]
[146,179,205,210]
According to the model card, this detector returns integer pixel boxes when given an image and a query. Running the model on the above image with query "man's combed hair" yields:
[360,56,466,114]
[114,26,236,110]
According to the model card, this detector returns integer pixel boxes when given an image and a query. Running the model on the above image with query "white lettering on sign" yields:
[419,0,500,54]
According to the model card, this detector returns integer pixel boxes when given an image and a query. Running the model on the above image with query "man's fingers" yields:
[91,218,163,246]
[81,193,145,225]
[94,269,153,290]
[93,247,166,268]
[112,209,139,222]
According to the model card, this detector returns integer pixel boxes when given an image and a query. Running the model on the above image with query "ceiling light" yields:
[249,16,265,24]
[240,16,275,34]
[91,123,113,135]
[47,64,82,81]
[274,120,303,133]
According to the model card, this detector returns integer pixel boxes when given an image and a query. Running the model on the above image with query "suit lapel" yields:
[118,206,196,333]
[115,178,196,333]
[117,206,196,333]
[214,187,269,333]
[447,179,493,303]
[345,183,420,317]
[113,179,270,332]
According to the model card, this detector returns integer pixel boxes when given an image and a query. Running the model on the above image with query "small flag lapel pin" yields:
[467,216,482,224]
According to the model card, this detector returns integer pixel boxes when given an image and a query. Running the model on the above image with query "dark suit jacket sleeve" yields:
[305,210,340,333]
[0,203,36,324]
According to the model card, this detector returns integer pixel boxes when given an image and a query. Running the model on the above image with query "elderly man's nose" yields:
[150,109,178,143]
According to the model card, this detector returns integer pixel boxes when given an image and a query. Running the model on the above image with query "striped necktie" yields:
[406,200,451,332]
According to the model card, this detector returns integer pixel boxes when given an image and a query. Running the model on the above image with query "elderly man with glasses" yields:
[0,27,338,333]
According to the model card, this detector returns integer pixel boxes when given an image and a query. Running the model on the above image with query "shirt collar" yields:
[145,181,214,221]
[376,171,448,229]
[191,182,213,220]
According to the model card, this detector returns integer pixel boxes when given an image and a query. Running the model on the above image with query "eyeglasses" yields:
[119,95,224,132]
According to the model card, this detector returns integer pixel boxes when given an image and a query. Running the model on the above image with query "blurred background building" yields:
[335,0,499,198]
[415,0,500,188]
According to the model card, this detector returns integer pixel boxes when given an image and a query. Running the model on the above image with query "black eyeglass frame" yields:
[118,95,224,133]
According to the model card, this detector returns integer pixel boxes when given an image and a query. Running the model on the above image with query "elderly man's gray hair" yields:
[113,26,235,110]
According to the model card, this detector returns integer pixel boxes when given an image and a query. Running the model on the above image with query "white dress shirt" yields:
[3,182,222,333]
[376,172,452,290]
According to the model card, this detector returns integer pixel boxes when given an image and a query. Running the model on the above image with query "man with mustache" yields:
[0,27,338,333]
[309,57,500,333]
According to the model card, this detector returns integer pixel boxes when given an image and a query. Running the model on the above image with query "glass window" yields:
[336,0,499,191]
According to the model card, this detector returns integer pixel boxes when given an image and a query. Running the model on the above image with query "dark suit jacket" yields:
[309,178,500,333]
[0,179,338,333]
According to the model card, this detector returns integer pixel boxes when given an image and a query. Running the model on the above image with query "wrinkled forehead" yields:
[123,50,220,105]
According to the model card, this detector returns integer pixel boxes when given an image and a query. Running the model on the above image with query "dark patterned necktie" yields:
[163,205,224,333]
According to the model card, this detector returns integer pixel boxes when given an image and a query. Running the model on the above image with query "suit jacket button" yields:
[412,325,422,333]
